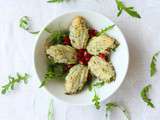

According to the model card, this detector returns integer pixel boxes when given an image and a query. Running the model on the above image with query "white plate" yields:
[34,11,129,106]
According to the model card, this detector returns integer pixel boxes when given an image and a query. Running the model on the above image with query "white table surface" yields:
[0,0,160,120]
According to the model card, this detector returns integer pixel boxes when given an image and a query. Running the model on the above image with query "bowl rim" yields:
[34,10,130,106]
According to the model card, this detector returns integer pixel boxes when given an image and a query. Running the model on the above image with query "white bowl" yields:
[34,11,129,106]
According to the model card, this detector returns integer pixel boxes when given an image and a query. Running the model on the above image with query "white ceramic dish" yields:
[34,11,129,106]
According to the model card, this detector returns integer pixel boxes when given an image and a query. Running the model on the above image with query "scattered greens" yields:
[19,16,39,34]
[140,52,159,108]
[140,84,154,108]
[15,2,158,118]
[92,89,100,109]
[1,73,30,94]
[150,51,160,77]
[106,102,130,120]
[46,0,141,19]
[47,0,64,3]
[115,0,141,18]
[48,99,54,120]
[46,0,141,18]
[96,25,115,36]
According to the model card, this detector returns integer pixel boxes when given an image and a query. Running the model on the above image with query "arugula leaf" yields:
[106,102,130,120]
[39,68,55,88]
[89,80,104,109]
[93,81,105,88]
[45,28,52,33]
[140,84,154,108]
[88,82,93,91]
[47,31,68,45]
[19,16,30,30]
[150,51,160,77]
[88,81,105,91]
[92,89,100,109]
[47,0,64,3]
[30,31,39,34]
[39,63,66,87]
[115,0,141,18]
[106,102,118,111]
[96,25,115,36]
[19,16,39,34]
[1,73,30,94]
[48,99,54,120]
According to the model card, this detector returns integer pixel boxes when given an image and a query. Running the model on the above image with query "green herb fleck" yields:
[140,84,154,108]
[150,51,160,77]
[1,73,30,94]
[19,16,39,34]
[48,99,54,120]
[96,25,115,36]
[106,102,130,120]
[47,0,64,3]
[92,89,100,109]
[115,0,141,18]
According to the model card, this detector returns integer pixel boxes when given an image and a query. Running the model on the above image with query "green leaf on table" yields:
[19,16,39,34]
[47,0,64,3]
[30,31,39,34]
[115,0,141,18]
[48,99,54,120]
[150,51,160,77]
[92,89,100,109]
[1,73,30,94]
[96,25,115,36]
[106,102,118,111]
[140,84,155,108]
[19,16,30,30]
[106,102,130,120]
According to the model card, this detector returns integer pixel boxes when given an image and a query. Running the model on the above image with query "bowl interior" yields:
[34,11,129,105]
